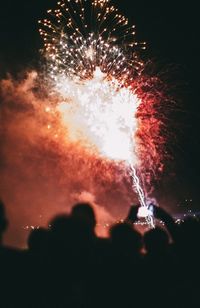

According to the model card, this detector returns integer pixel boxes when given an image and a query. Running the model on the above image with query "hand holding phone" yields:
[127,204,156,222]
[126,204,140,223]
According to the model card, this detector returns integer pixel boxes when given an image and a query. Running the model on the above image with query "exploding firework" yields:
[38,0,146,81]
[37,0,168,224]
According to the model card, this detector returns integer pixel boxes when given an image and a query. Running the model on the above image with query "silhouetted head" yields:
[49,215,76,253]
[110,223,142,255]
[0,200,8,241]
[144,227,169,254]
[50,213,95,256]
[50,214,90,239]
[50,214,73,236]
[71,203,96,233]
[27,227,50,253]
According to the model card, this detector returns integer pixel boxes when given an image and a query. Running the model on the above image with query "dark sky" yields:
[0,0,200,209]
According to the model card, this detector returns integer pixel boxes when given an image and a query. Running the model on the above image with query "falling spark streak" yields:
[39,0,155,226]
[130,166,155,227]
[130,166,146,208]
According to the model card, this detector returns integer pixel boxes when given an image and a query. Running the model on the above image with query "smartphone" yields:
[137,204,154,218]
[137,206,149,218]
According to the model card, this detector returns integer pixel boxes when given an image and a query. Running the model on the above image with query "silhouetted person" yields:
[28,227,50,253]
[0,200,27,307]
[144,227,169,256]
[45,212,98,307]
[50,213,95,254]
[71,202,96,236]
[110,222,142,258]
[100,222,143,307]
[1,196,200,308]
[143,209,184,307]
[26,227,52,307]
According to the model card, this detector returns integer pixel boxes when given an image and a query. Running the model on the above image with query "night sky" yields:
[0,0,200,211]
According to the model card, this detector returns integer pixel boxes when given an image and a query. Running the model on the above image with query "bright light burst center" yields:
[57,67,140,163]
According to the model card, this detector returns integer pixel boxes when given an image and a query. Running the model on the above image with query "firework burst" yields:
[37,0,166,224]
[39,0,146,82]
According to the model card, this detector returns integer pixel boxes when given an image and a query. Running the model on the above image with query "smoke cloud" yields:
[0,72,136,247]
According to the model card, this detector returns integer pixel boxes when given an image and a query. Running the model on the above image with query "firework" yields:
[39,0,156,224]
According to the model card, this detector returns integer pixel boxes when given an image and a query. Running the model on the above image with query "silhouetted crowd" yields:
[0,200,200,308]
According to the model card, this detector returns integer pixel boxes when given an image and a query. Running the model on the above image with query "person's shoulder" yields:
[96,237,110,246]
[95,237,111,255]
